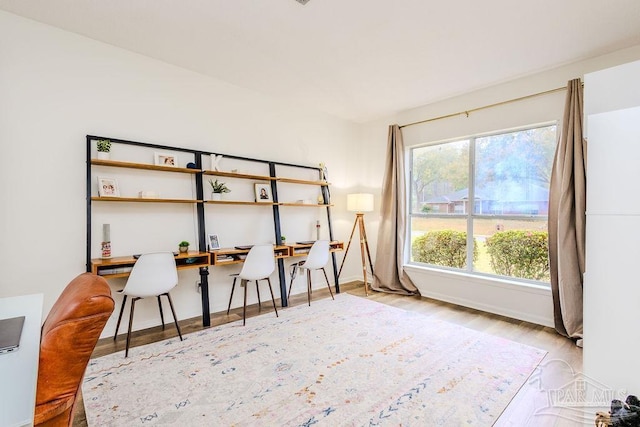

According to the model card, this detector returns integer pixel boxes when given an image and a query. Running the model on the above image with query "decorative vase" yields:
[211,193,222,201]
[101,241,111,259]
[101,224,111,258]
[179,245,188,253]
[97,151,110,160]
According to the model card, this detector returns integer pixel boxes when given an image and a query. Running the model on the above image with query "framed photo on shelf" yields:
[254,183,272,202]
[97,177,120,197]
[208,234,221,250]
[154,152,177,167]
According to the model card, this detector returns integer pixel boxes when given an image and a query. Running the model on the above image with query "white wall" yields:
[0,11,364,337]
[360,45,640,327]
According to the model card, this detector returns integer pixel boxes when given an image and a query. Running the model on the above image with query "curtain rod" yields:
[399,85,569,129]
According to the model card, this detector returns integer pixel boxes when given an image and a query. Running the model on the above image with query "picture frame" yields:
[154,152,177,167]
[208,233,220,250]
[97,177,120,197]
[254,183,272,202]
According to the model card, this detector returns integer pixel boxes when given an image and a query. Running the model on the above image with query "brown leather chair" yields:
[34,273,114,427]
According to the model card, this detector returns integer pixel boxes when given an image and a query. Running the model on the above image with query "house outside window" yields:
[409,124,557,284]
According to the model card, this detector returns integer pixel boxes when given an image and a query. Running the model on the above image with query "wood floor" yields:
[74,281,583,426]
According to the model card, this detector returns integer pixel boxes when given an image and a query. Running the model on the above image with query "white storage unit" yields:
[583,60,640,395]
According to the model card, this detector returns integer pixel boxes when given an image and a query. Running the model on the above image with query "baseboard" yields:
[418,287,554,328]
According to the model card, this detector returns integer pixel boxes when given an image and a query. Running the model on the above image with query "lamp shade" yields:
[347,193,374,212]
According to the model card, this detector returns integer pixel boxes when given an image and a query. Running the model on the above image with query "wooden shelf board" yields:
[277,177,329,186]
[91,251,209,278]
[280,203,333,207]
[211,260,244,266]
[203,170,275,181]
[205,200,277,206]
[287,240,343,248]
[92,196,201,203]
[91,159,200,174]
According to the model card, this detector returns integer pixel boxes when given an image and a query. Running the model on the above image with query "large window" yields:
[409,124,557,284]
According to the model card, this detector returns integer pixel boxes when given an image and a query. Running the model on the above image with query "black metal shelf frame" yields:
[86,135,339,327]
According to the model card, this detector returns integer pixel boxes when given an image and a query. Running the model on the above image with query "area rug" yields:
[82,293,546,426]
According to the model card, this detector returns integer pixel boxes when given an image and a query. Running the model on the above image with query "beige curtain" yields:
[371,125,419,295]
[548,78,586,341]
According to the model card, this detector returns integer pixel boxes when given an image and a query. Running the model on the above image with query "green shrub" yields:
[485,230,549,281]
[412,230,476,269]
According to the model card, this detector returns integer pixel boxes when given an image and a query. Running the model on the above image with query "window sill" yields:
[404,263,551,295]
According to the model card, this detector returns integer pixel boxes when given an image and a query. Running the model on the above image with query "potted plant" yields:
[208,179,230,201]
[96,139,112,160]
[280,235,287,244]
[178,240,189,253]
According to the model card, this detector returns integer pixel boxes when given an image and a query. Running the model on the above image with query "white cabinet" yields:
[586,107,640,215]
[584,215,640,391]
[584,61,640,395]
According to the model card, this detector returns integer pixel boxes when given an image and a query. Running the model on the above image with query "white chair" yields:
[113,252,183,357]
[226,244,278,325]
[288,240,334,306]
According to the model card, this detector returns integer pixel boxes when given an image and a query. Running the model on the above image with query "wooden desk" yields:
[287,241,344,257]
[210,245,290,266]
[90,251,210,278]
[0,294,43,427]
[90,243,343,327]
[210,242,344,265]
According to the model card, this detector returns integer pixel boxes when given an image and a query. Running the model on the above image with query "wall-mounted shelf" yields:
[87,135,340,328]
[204,200,278,206]
[278,177,330,186]
[279,203,333,207]
[92,196,201,204]
[91,159,200,174]
[203,170,276,181]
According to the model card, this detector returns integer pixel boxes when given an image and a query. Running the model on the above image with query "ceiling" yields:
[1,0,640,123]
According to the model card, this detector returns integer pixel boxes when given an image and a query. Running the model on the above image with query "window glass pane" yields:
[410,217,469,269]
[474,126,556,215]
[473,218,550,282]
[410,140,469,215]
[408,124,555,285]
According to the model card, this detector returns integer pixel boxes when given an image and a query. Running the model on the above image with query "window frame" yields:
[407,122,557,286]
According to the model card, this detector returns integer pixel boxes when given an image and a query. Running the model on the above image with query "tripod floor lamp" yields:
[338,193,374,295]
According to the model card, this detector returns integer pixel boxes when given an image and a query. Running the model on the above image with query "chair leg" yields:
[114,294,127,340]
[306,270,312,306]
[157,296,165,330]
[287,263,298,300]
[227,277,237,315]
[266,278,279,317]
[164,292,183,341]
[242,279,248,326]
[322,268,334,300]
[255,281,262,312]
[125,297,140,358]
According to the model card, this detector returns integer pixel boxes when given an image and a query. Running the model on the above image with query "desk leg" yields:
[199,267,211,327]
[331,252,340,294]
[277,258,288,307]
